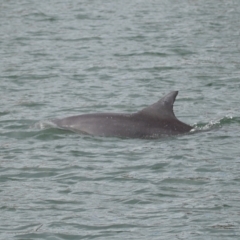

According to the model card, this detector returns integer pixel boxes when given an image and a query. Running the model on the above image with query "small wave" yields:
[190,115,238,133]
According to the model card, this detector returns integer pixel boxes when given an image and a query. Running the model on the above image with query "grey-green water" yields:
[1,0,240,239]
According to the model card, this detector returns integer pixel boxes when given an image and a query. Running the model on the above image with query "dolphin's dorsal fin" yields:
[138,91,178,119]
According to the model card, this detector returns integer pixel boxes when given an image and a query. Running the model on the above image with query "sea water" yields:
[1,1,240,239]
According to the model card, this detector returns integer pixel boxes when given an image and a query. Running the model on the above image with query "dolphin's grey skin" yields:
[52,91,192,139]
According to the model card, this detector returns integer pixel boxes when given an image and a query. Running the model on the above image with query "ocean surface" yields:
[1,0,240,239]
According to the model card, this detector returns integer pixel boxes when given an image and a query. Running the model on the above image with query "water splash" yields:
[191,115,237,133]
[32,120,57,130]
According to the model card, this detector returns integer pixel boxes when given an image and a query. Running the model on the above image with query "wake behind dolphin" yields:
[51,91,192,139]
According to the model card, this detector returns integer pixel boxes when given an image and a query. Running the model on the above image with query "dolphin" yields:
[51,91,192,139]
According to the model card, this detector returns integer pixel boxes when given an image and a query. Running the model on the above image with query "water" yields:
[1,0,240,239]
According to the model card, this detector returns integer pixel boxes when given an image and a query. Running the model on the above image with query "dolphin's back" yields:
[53,113,149,138]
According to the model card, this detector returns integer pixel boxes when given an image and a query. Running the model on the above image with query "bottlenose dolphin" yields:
[52,91,192,138]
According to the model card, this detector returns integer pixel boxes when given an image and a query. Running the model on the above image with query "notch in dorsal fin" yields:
[138,91,178,119]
